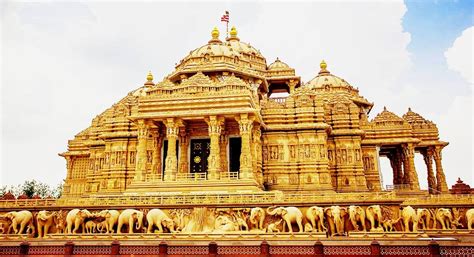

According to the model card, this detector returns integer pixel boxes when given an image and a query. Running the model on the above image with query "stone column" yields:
[388,152,400,185]
[134,120,149,181]
[178,126,189,175]
[150,128,162,178]
[394,148,404,185]
[287,80,298,94]
[206,116,224,180]
[433,145,448,193]
[236,114,254,179]
[422,147,437,194]
[252,124,263,184]
[164,118,179,181]
[402,143,420,190]
[219,131,229,177]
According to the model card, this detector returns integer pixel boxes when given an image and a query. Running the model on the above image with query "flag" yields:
[221,11,229,22]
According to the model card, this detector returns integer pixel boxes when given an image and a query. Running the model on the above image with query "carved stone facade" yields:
[59,27,450,198]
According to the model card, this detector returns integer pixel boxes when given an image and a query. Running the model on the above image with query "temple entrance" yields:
[229,137,241,174]
[190,139,210,174]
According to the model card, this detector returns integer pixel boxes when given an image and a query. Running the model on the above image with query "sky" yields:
[1,0,473,190]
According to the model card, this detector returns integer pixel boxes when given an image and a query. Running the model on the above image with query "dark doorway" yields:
[190,139,210,174]
[229,137,241,173]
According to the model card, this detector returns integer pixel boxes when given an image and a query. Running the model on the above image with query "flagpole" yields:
[226,21,229,39]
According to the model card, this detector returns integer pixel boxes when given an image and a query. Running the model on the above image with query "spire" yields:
[209,27,222,44]
[318,60,330,75]
[144,71,154,86]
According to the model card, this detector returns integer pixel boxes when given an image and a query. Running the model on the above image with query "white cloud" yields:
[445,26,473,85]
[1,1,470,189]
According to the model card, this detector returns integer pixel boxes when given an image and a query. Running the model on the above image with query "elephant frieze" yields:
[117,209,144,234]
[36,210,56,238]
[249,207,266,231]
[366,205,383,231]
[266,206,303,233]
[324,206,347,236]
[348,205,366,231]
[146,208,175,233]
[306,206,327,232]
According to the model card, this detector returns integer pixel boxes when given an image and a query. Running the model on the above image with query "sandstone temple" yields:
[0,26,472,257]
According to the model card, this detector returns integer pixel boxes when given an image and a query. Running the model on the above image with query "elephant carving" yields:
[117,209,144,234]
[267,206,303,233]
[365,205,383,231]
[214,214,237,232]
[4,210,34,234]
[416,208,432,230]
[435,208,454,230]
[84,220,98,234]
[36,210,56,238]
[348,205,366,231]
[249,207,265,230]
[147,209,175,233]
[306,206,327,232]
[66,209,93,234]
[97,210,120,233]
[401,206,418,232]
[324,206,347,236]
[466,208,474,230]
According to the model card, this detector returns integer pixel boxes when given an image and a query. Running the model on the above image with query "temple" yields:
[60,27,449,198]
[0,26,472,256]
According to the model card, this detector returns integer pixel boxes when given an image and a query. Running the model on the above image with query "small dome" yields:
[403,107,434,126]
[372,106,405,126]
[306,60,352,89]
[268,58,290,70]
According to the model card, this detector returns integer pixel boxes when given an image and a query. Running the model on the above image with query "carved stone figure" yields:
[267,219,283,233]
[266,206,303,233]
[231,211,249,231]
[324,206,347,236]
[97,210,120,234]
[4,210,34,234]
[401,206,418,232]
[416,208,432,230]
[214,214,237,232]
[84,220,97,233]
[249,207,265,231]
[365,205,383,231]
[382,217,400,232]
[66,209,93,234]
[146,208,175,233]
[348,205,366,231]
[434,208,458,230]
[54,211,66,234]
[466,208,474,230]
[306,206,327,232]
[36,210,56,238]
[117,209,144,234]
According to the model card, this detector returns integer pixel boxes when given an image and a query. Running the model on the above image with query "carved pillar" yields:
[388,152,399,185]
[252,124,263,184]
[164,118,179,181]
[236,114,254,179]
[65,156,74,180]
[422,147,437,194]
[178,127,189,175]
[395,148,405,184]
[219,131,229,176]
[402,143,420,190]
[206,116,224,180]
[150,128,162,178]
[433,145,448,193]
[287,80,298,94]
[134,120,149,181]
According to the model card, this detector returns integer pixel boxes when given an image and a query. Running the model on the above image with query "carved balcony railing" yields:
[145,173,163,182]
[220,172,239,180]
[269,97,287,104]
[176,172,207,181]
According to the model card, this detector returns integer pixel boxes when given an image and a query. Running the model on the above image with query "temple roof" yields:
[306,61,352,89]
[268,58,291,70]
[372,107,405,126]
[402,108,436,128]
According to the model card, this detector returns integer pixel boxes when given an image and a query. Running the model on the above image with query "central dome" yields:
[170,27,268,80]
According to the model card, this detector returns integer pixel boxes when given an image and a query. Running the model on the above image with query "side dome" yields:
[268,58,290,70]
[170,27,267,80]
[306,60,352,89]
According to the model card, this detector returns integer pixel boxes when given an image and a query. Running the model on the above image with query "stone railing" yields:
[269,97,287,104]
[0,191,402,209]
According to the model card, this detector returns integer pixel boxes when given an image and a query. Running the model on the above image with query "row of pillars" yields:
[387,143,448,193]
[133,114,257,181]
[16,240,443,257]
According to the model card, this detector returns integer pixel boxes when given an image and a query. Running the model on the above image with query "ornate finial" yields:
[408,107,412,112]
[320,60,327,70]
[146,71,153,82]
[383,106,387,111]
[144,71,154,86]
[276,57,280,61]
[318,60,330,75]
[212,27,220,39]
[230,26,237,37]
